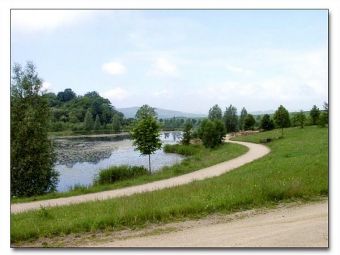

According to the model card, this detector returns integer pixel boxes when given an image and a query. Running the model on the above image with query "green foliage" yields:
[11,62,58,197]
[163,144,201,156]
[111,114,121,133]
[318,102,328,127]
[208,104,223,120]
[84,109,94,131]
[296,110,306,128]
[239,107,248,131]
[273,105,290,136]
[244,114,256,130]
[223,104,238,133]
[198,119,226,148]
[310,105,320,125]
[93,114,101,130]
[181,121,193,145]
[130,114,162,172]
[57,88,76,102]
[135,104,157,120]
[95,165,148,185]
[260,114,275,131]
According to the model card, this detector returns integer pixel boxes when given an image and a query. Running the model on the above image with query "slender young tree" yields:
[84,108,94,131]
[111,114,121,133]
[239,107,248,131]
[11,62,58,197]
[296,110,306,128]
[223,105,238,133]
[181,121,193,145]
[273,105,290,136]
[208,104,223,120]
[94,114,101,130]
[130,115,162,173]
[310,105,320,125]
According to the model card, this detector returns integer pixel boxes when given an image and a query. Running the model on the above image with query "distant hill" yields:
[250,110,275,116]
[117,107,206,119]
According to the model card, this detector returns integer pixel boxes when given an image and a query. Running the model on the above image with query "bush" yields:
[198,119,226,148]
[163,144,201,156]
[95,165,148,185]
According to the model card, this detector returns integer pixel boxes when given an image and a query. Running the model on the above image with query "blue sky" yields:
[11,10,328,114]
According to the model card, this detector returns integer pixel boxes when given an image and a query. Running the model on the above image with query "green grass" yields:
[12,142,247,203]
[11,126,328,243]
[95,165,148,185]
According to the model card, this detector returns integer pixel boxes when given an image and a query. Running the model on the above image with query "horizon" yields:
[11,10,328,114]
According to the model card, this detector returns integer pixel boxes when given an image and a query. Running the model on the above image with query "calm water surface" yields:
[54,132,183,192]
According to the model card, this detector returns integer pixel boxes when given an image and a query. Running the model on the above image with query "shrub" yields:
[95,165,148,185]
[198,119,226,148]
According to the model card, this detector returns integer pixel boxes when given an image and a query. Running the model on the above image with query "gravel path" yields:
[11,137,270,214]
[93,200,328,248]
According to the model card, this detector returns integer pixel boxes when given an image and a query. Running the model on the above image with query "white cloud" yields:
[102,87,129,101]
[149,57,178,76]
[41,81,52,92]
[152,89,173,98]
[225,65,254,75]
[102,62,127,75]
[11,10,93,33]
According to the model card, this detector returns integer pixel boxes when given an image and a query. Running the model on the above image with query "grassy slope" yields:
[11,126,328,243]
[12,143,247,203]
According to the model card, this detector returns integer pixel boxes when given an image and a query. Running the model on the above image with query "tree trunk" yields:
[281,127,284,137]
[148,154,151,174]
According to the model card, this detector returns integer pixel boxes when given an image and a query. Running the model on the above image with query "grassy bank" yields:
[12,143,247,203]
[11,126,328,244]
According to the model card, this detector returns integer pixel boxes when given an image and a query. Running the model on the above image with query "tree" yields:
[94,114,101,130]
[260,114,275,131]
[208,104,223,120]
[273,105,290,136]
[84,108,94,131]
[296,110,306,128]
[239,107,248,131]
[57,88,76,102]
[319,102,328,127]
[181,121,193,145]
[135,104,157,120]
[244,114,256,130]
[130,115,162,173]
[11,62,58,197]
[223,105,238,133]
[112,114,121,133]
[198,119,226,148]
[310,105,320,125]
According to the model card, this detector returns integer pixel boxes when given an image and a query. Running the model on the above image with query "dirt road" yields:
[92,201,328,248]
[11,138,270,214]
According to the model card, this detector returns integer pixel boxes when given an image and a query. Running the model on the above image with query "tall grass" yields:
[95,165,148,185]
[11,126,328,244]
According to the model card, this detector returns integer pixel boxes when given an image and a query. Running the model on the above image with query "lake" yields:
[53,131,184,192]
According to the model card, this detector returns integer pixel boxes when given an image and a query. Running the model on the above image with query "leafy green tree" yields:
[208,104,223,120]
[310,105,320,125]
[135,104,157,120]
[244,114,256,130]
[239,107,248,131]
[296,110,306,128]
[57,88,76,102]
[223,105,238,133]
[260,114,275,131]
[94,114,101,130]
[319,102,328,127]
[181,121,193,145]
[112,114,122,133]
[130,115,162,173]
[11,62,58,197]
[274,105,290,136]
[84,108,94,131]
[198,119,226,148]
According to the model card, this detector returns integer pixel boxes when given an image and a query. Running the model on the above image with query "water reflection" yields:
[54,131,183,192]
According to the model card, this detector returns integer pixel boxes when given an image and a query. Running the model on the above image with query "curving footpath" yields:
[11,137,270,214]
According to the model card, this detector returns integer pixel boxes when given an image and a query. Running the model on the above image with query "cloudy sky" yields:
[11,10,328,114]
